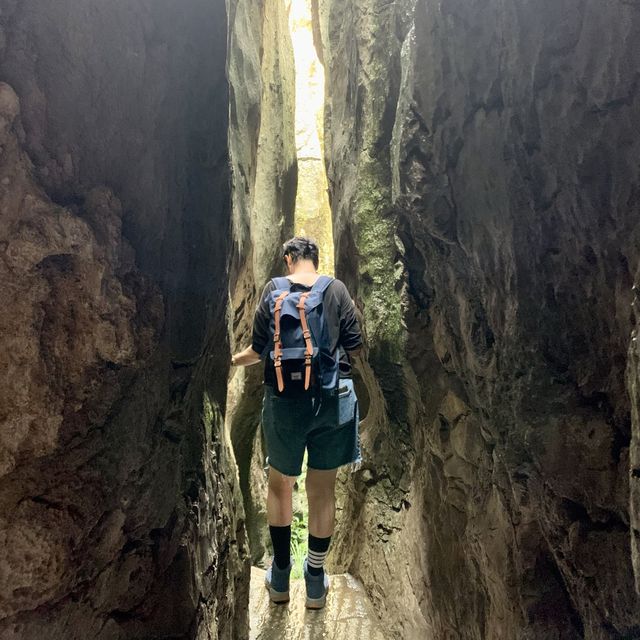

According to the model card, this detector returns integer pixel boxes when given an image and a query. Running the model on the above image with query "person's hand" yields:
[230,346,262,367]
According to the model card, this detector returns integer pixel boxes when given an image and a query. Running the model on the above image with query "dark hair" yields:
[282,236,319,269]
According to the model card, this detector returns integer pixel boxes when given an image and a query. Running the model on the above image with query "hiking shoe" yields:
[303,558,330,609]
[264,558,292,603]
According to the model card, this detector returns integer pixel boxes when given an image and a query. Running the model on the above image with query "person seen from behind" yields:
[230,236,363,609]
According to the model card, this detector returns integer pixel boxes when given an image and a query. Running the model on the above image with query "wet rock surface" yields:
[249,567,386,640]
[316,0,640,638]
[0,2,248,638]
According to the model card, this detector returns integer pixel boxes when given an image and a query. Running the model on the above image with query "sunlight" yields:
[288,0,334,275]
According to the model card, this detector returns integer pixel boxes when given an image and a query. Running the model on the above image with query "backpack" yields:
[260,275,339,405]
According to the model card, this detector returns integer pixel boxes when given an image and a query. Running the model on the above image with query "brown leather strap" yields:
[297,292,313,390]
[273,291,289,392]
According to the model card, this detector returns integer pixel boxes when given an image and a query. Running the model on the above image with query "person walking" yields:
[230,236,363,609]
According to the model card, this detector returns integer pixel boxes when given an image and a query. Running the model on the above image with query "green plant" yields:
[290,514,307,579]
[290,454,309,579]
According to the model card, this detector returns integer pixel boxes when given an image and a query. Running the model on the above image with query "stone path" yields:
[249,566,387,639]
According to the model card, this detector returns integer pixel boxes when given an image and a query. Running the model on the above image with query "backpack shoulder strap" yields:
[310,275,334,295]
[271,276,291,291]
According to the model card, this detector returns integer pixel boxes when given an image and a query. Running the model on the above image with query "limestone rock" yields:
[226,0,297,566]
[629,280,640,597]
[0,3,248,638]
[317,0,640,638]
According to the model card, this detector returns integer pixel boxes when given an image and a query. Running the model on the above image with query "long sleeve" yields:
[251,281,275,356]
[338,282,362,351]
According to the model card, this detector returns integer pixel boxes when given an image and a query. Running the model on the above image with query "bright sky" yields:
[288,0,334,273]
[288,0,324,159]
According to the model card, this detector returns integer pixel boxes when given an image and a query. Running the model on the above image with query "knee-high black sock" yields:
[269,525,291,570]
[307,533,331,576]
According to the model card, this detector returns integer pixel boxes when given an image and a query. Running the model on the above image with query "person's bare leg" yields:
[267,466,297,526]
[306,467,339,538]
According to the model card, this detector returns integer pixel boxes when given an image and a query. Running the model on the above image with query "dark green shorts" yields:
[261,378,361,477]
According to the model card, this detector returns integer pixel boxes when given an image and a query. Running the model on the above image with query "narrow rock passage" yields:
[249,567,386,639]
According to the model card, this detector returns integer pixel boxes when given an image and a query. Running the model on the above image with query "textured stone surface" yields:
[316,0,640,638]
[629,279,640,598]
[5,0,640,638]
[0,3,249,638]
[249,567,386,639]
[226,0,297,566]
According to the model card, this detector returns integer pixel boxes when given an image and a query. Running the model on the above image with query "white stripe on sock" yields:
[307,550,328,568]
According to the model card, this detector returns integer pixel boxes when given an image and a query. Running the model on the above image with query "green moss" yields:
[355,159,406,364]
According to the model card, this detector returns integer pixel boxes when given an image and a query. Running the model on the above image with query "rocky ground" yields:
[249,567,385,640]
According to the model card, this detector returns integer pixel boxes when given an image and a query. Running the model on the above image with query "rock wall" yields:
[226,0,297,566]
[316,0,640,638]
[0,2,249,639]
[629,274,640,599]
